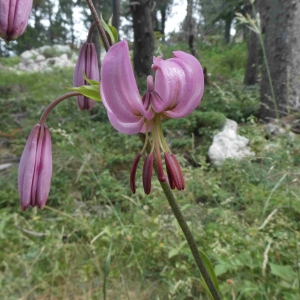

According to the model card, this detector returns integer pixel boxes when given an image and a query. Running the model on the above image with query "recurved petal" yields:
[107,110,145,134]
[18,124,40,211]
[152,57,183,112]
[36,126,52,209]
[164,51,204,118]
[101,40,147,123]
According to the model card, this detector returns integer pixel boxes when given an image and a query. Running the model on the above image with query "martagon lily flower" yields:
[101,40,204,194]
[0,0,33,42]
[18,124,52,211]
[73,41,99,110]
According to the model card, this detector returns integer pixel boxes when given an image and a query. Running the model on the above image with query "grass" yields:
[0,42,300,299]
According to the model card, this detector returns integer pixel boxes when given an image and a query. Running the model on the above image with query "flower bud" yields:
[18,124,52,211]
[73,42,99,110]
[0,0,33,42]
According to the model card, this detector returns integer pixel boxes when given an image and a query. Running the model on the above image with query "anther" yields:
[142,154,154,195]
[130,153,141,194]
[171,154,185,190]
[164,153,184,191]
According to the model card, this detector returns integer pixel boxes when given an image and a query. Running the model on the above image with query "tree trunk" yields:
[224,17,232,44]
[91,0,101,70]
[186,0,199,58]
[112,0,120,37]
[260,0,300,121]
[161,8,166,38]
[130,0,154,77]
[244,1,260,85]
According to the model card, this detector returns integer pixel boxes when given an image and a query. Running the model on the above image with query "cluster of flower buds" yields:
[0,0,33,42]
[101,41,204,194]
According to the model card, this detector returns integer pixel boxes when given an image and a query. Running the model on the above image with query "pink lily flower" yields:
[0,0,33,42]
[18,124,52,211]
[73,42,99,110]
[101,40,204,194]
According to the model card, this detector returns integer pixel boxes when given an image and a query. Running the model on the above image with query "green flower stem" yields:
[87,22,97,43]
[39,92,81,125]
[138,133,221,300]
[85,0,111,51]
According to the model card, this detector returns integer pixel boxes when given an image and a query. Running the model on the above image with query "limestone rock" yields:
[208,119,254,166]
[16,45,75,72]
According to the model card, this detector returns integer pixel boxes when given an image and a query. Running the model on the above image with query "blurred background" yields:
[1,0,300,299]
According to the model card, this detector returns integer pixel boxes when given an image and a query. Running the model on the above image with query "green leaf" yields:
[101,15,118,45]
[269,263,295,282]
[214,263,229,276]
[107,15,118,43]
[108,25,118,43]
[199,249,220,291]
[65,85,101,102]
[83,72,100,86]
[168,248,179,258]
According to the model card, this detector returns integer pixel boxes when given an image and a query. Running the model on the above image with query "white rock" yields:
[208,119,254,166]
[38,45,51,53]
[60,53,68,60]
[20,50,33,60]
[0,163,12,171]
[35,55,46,62]
[265,123,295,139]
[53,45,71,53]
[17,45,75,72]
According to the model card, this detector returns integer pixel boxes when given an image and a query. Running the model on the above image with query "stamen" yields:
[154,118,166,182]
[164,153,177,189]
[171,154,185,190]
[140,120,149,154]
[164,153,184,190]
[143,154,154,195]
[156,116,171,153]
[165,161,176,189]
[130,153,141,194]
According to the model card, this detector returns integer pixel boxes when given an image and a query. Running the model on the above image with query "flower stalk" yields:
[39,92,81,125]
[85,0,111,51]
[139,133,221,300]
[87,21,97,43]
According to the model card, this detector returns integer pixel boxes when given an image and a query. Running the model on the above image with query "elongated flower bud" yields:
[0,0,33,42]
[73,42,99,110]
[18,124,52,211]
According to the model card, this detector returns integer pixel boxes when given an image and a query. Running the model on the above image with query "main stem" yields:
[85,0,111,51]
[138,134,221,300]
[86,4,219,296]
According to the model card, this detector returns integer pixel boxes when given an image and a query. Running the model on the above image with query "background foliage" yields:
[1,39,300,299]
